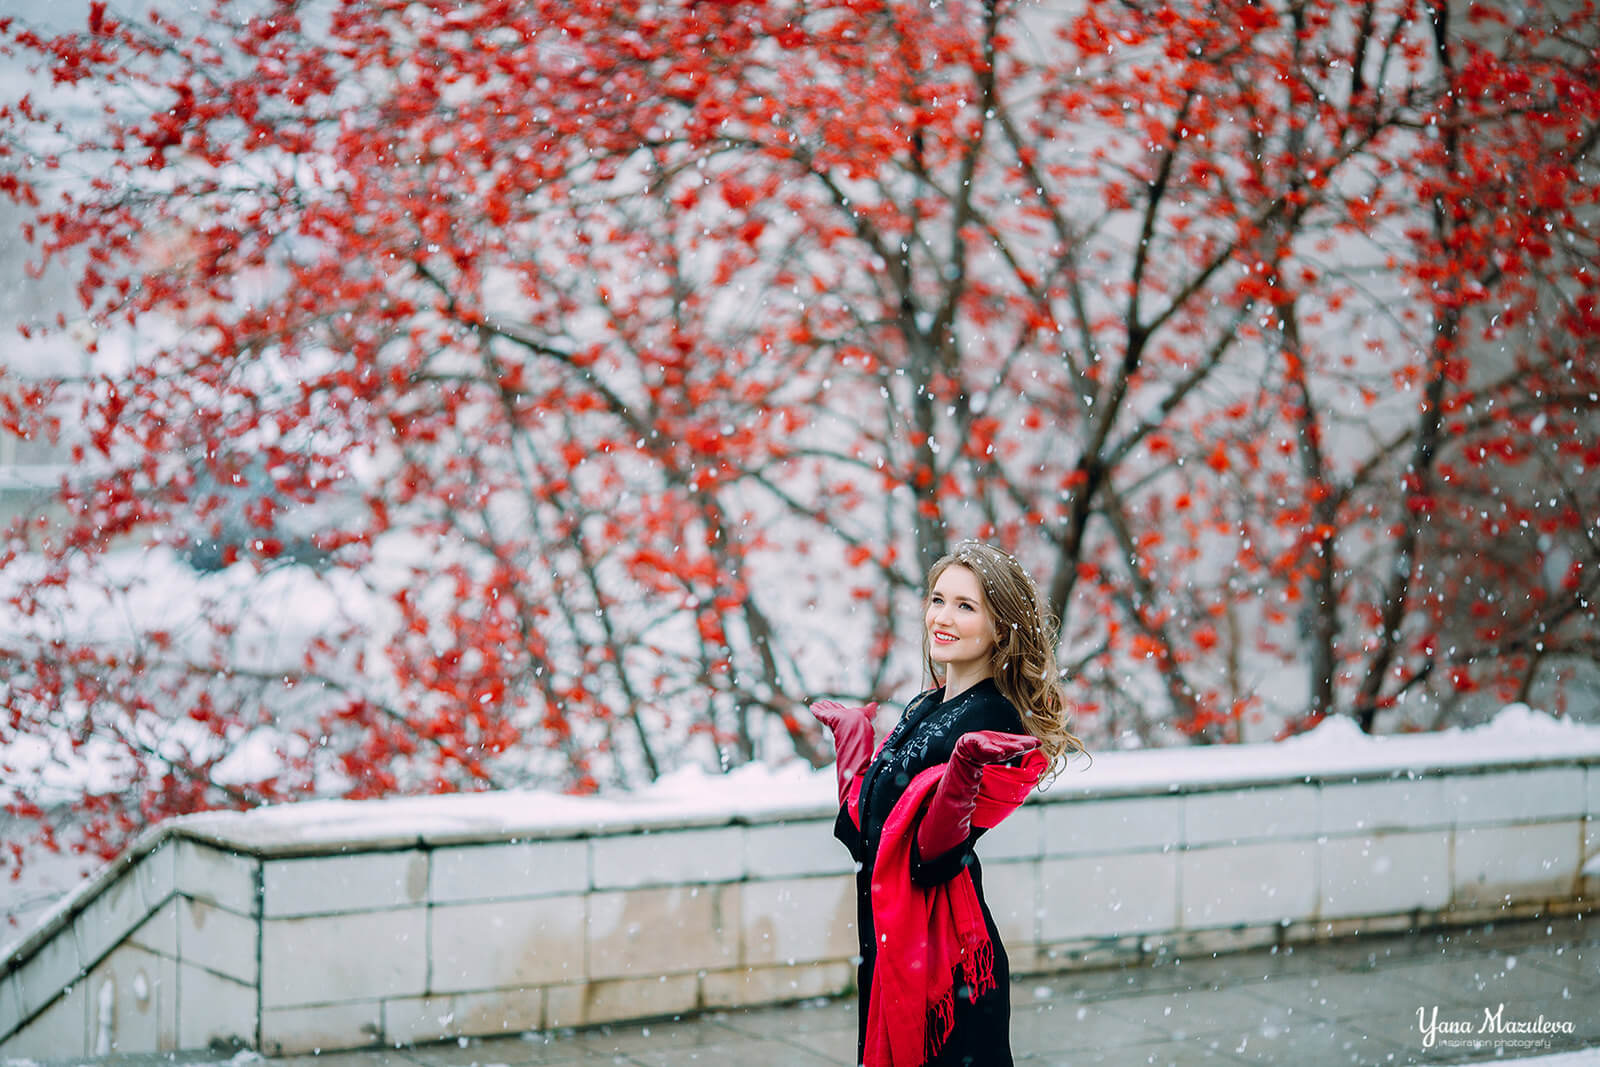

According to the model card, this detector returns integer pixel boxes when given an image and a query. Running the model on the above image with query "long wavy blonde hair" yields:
[923,540,1087,776]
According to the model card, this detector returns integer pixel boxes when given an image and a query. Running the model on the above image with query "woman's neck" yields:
[941,664,993,702]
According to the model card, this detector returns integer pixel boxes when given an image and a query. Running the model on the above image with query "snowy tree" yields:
[0,0,1595,872]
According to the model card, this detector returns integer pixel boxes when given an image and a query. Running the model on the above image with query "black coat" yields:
[833,677,1025,1067]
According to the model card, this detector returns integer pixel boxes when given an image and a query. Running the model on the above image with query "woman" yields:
[813,540,1084,1067]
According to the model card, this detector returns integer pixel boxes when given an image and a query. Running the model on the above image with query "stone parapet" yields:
[3,730,1598,1056]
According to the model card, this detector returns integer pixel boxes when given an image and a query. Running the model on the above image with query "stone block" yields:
[135,844,176,913]
[0,980,85,1058]
[72,874,147,972]
[1172,924,1280,957]
[429,839,588,903]
[260,907,428,1008]
[589,883,741,979]
[981,806,1043,862]
[1039,934,1148,970]
[263,850,428,917]
[1320,830,1450,918]
[740,877,854,968]
[1461,899,1549,924]
[1043,795,1181,855]
[1038,851,1178,941]
[176,962,254,1051]
[179,896,259,985]
[591,827,744,889]
[14,922,81,1018]
[128,898,178,958]
[1297,912,1419,942]
[430,895,587,992]
[1004,939,1049,976]
[701,961,854,1009]
[744,821,854,878]
[546,974,698,1028]
[380,994,458,1044]
[0,971,21,1039]
[1184,785,1317,846]
[1179,840,1317,928]
[1448,768,1588,826]
[1318,776,1452,834]
[982,859,1039,948]
[259,1001,382,1056]
[1453,820,1582,909]
[86,941,177,1054]
[174,841,257,916]
[383,988,543,1043]
[445,987,544,1037]
[542,984,582,1030]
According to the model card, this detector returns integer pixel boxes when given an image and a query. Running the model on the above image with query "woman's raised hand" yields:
[810,700,878,806]
[917,730,1040,860]
[950,729,1039,767]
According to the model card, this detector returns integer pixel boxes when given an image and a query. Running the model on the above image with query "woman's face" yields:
[925,564,996,673]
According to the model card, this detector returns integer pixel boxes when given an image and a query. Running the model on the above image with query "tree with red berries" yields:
[0,0,1595,876]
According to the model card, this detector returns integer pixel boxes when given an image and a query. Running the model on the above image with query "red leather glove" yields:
[810,700,878,806]
[916,730,1040,861]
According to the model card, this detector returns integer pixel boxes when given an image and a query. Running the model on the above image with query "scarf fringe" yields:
[926,986,956,1063]
[963,934,996,1002]
[922,932,999,1064]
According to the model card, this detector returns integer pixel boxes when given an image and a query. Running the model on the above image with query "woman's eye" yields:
[959,603,974,611]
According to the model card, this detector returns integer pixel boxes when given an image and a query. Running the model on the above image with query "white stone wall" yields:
[3,761,1596,1056]
[0,839,264,1058]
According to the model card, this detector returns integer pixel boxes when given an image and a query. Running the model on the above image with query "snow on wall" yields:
[115,702,1600,852]
[2,704,1598,1055]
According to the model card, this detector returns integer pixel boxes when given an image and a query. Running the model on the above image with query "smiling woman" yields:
[811,540,1087,1067]
[925,565,994,697]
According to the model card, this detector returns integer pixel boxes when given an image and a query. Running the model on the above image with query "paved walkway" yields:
[19,915,1600,1067]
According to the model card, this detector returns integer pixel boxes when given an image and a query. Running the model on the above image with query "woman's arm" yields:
[833,805,866,864]
[811,700,878,806]
[908,825,985,887]
[916,731,1037,858]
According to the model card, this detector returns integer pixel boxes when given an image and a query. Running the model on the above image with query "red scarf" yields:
[847,747,1046,1067]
